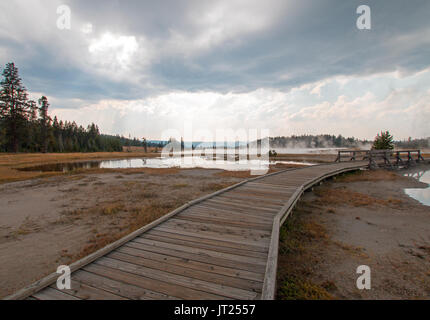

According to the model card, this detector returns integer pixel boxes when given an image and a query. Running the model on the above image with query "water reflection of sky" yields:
[404,169,430,206]
[99,157,314,171]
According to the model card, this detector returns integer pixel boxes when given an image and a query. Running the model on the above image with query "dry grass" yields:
[200,182,232,192]
[11,216,42,237]
[0,152,161,184]
[277,202,333,300]
[337,169,400,182]
[313,187,403,208]
[333,240,368,258]
[276,198,372,299]
[171,183,188,189]
[216,171,254,178]
[71,198,185,262]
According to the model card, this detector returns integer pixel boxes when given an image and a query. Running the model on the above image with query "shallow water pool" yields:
[18,157,314,173]
[404,169,430,206]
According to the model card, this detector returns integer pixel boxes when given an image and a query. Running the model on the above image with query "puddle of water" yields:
[18,157,314,173]
[404,169,430,206]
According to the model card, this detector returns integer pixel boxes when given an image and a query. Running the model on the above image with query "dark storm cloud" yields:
[1,0,429,101]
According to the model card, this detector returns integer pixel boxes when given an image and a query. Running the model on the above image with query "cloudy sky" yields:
[0,0,429,141]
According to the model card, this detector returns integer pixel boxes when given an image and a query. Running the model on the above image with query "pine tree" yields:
[372,131,394,150]
[0,62,30,152]
[38,96,52,153]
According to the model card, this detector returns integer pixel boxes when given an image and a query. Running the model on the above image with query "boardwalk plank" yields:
[155,225,270,248]
[32,287,80,300]
[142,233,268,258]
[74,270,179,300]
[95,257,258,300]
[108,251,262,292]
[116,246,264,282]
[49,280,127,300]
[125,240,267,273]
[131,238,267,266]
[84,263,228,300]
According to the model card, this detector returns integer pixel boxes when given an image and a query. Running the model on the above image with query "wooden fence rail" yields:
[335,149,425,168]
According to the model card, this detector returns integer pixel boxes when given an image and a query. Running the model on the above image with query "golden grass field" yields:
[0,151,161,183]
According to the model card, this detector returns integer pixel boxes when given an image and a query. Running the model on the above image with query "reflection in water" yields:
[404,169,430,206]
[18,157,314,173]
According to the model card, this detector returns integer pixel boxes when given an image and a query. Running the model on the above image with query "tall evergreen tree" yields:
[372,131,394,150]
[38,96,51,153]
[0,62,29,152]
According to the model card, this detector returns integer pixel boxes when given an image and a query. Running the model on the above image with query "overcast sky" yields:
[0,0,429,140]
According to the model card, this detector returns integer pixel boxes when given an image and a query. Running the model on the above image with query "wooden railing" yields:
[335,149,425,168]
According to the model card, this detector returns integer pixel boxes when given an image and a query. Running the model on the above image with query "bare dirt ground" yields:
[0,167,247,298]
[277,165,430,300]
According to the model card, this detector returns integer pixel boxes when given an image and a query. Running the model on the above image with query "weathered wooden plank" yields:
[164,218,271,239]
[182,208,274,225]
[125,240,267,273]
[216,193,286,205]
[84,263,229,300]
[148,229,269,253]
[175,212,272,231]
[192,204,276,220]
[208,196,283,210]
[142,232,269,258]
[108,251,263,293]
[155,225,270,248]
[132,237,267,266]
[95,257,259,300]
[73,270,179,300]
[49,279,127,300]
[204,198,279,214]
[32,287,80,300]
[116,246,264,282]
[164,219,270,241]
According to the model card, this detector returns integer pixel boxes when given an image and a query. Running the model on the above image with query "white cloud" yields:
[88,32,139,70]
[50,67,430,141]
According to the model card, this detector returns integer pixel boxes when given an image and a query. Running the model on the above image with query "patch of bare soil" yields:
[0,168,243,298]
[277,166,430,300]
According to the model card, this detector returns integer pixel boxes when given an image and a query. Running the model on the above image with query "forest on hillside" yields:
[0,62,142,153]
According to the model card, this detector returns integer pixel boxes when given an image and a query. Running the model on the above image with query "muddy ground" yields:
[276,165,430,299]
[0,168,247,298]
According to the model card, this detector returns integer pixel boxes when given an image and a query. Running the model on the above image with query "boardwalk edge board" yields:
[260,164,367,300]
[4,166,301,300]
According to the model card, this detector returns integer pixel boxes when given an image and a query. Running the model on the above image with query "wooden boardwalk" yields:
[7,161,367,300]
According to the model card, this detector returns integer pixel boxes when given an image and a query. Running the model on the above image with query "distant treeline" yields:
[270,135,370,149]
[0,62,139,153]
[270,134,429,150]
[395,138,429,149]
